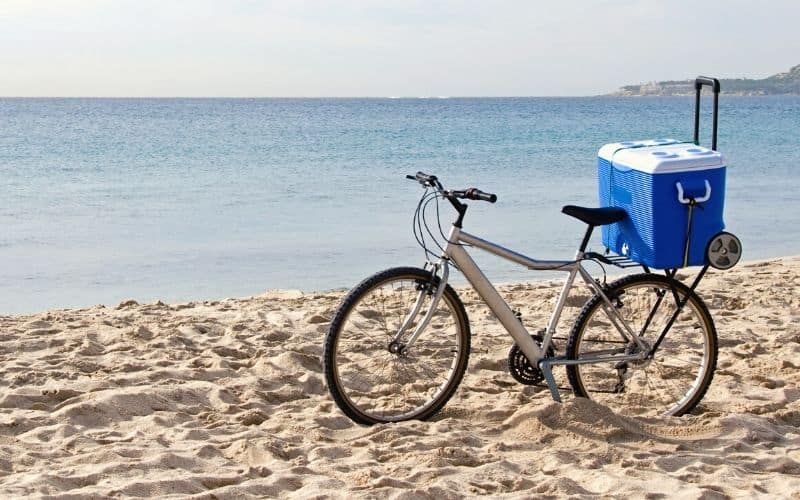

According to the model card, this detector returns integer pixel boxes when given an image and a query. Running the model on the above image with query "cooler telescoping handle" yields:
[694,76,720,150]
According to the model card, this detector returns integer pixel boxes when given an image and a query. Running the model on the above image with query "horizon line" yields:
[0,94,676,99]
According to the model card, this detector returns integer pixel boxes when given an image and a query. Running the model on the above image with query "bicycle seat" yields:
[562,205,626,226]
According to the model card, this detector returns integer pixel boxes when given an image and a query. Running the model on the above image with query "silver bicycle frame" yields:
[414,224,651,402]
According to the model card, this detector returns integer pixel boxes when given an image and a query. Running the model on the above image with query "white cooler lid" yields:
[598,139,725,174]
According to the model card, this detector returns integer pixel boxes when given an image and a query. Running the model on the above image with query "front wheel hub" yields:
[388,341,407,355]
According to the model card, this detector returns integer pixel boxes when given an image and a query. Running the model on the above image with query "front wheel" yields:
[323,267,471,425]
[566,273,717,417]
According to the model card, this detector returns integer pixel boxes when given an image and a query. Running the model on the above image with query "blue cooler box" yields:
[598,139,726,269]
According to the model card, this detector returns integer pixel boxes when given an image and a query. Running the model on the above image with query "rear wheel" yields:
[566,273,717,417]
[323,267,470,425]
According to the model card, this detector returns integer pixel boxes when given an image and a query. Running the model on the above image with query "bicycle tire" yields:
[323,267,471,425]
[566,273,718,417]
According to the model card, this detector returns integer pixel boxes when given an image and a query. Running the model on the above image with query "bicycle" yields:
[322,171,739,425]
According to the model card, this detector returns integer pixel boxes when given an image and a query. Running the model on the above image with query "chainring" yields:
[507,334,555,386]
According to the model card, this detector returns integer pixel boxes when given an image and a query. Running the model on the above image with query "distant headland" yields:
[610,64,800,96]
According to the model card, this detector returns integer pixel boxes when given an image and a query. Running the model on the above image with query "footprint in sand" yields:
[260,311,293,328]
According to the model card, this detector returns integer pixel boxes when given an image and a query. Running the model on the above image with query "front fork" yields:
[389,259,450,353]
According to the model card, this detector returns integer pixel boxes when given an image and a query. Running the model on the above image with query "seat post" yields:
[578,225,595,253]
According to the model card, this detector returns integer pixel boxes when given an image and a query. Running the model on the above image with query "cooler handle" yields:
[676,180,711,204]
[694,76,720,150]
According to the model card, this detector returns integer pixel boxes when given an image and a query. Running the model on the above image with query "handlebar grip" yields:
[408,171,439,186]
[465,188,497,203]
[416,171,437,183]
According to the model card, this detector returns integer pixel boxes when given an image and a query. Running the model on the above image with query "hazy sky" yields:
[1,0,798,97]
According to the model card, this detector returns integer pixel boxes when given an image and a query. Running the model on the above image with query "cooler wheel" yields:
[706,232,742,270]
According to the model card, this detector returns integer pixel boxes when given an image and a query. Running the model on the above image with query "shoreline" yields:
[5,255,798,318]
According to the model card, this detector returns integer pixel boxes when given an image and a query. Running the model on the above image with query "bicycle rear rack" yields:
[584,251,648,271]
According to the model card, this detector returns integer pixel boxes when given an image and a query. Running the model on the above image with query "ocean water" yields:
[2,97,799,313]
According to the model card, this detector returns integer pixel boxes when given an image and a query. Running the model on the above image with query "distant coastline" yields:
[609,64,800,96]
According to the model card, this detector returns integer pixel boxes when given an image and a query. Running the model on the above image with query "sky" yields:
[1,0,798,97]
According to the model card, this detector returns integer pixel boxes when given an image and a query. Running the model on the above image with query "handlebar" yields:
[407,171,498,203]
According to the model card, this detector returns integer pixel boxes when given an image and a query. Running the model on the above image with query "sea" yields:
[2,97,799,314]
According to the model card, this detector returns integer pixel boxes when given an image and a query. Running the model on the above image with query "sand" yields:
[1,257,799,498]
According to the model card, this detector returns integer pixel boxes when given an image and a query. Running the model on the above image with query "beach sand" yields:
[1,257,799,498]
